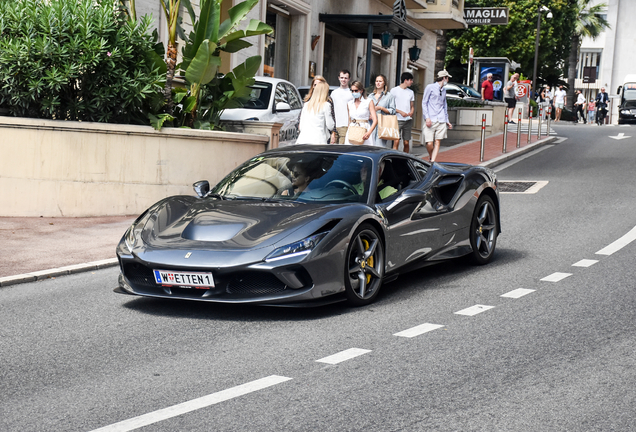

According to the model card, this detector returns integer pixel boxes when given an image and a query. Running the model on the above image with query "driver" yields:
[354,161,397,200]
[281,163,312,196]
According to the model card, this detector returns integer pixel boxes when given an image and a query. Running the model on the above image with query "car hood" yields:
[220,108,272,121]
[140,197,339,251]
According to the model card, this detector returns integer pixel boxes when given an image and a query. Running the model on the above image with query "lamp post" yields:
[531,6,552,98]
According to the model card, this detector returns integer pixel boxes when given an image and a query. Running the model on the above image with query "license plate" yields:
[153,269,215,288]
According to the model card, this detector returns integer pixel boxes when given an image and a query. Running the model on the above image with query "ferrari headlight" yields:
[265,232,329,262]
[123,211,152,253]
[621,109,630,115]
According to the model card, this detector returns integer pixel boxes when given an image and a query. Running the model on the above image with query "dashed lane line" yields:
[501,288,535,299]
[394,323,445,338]
[540,272,572,282]
[89,375,292,432]
[596,225,636,256]
[572,259,599,267]
[454,305,495,316]
[316,348,372,365]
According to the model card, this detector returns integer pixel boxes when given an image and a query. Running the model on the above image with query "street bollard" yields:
[546,106,552,135]
[502,111,508,153]
[538,107,543,140]
[516,109,522,148]
[480,114,486,162]
[527,108,533,144]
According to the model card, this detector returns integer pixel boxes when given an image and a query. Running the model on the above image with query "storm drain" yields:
[498,181,548,194]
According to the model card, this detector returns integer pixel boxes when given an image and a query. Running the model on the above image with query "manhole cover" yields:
[498,181,548,194]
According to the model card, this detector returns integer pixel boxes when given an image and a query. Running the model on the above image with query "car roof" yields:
[253,76,296,87]
[262,145,425,163]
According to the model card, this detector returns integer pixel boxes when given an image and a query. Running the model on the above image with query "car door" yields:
[274,83,301,146]
[375,158,444,269]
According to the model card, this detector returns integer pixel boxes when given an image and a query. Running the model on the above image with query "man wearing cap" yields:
[422,70,453,162]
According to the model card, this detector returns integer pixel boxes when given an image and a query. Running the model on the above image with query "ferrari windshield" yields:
[211,153,373,203]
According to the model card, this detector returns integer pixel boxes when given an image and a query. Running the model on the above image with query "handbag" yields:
[377,114,400,140]
[348,121,367,145]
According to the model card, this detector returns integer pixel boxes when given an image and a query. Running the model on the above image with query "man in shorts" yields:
[330,70,353,143]
[422,70,453,162]
[554,85,567,122]
[504,73,519,123]
[390,72,415,153]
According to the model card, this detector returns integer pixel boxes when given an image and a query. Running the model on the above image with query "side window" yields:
[377,157,418,202]
[274,84,288,106]
[412,161,428,179]
[285,84,302,110]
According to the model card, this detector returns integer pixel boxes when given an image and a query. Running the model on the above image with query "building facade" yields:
[137,0,467,143]
[576,0,636,123]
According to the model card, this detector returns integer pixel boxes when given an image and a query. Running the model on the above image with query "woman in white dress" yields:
[296,81,335,145]
[345,80,377,146]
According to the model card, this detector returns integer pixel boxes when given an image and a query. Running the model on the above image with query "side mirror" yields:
[617,86,622,94]
[275,102,291,113]
[193,180,210,198]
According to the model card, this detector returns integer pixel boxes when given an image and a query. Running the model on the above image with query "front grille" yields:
[226,273,287,297]
[498,181,548,194]
[124,263,156,287]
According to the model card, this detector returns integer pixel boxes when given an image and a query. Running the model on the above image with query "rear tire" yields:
[469,195,498,265]
[344,224,384,306]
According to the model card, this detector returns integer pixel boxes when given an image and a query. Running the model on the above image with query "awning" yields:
[319,14,425,87]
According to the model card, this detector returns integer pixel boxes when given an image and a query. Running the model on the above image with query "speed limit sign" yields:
[515,85,527,98]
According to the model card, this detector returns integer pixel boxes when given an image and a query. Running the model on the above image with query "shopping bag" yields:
[348,123,367,145]
[377,114,399,140]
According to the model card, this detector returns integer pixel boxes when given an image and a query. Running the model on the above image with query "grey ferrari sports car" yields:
[115,145,500,307]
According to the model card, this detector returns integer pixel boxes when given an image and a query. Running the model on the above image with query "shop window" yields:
[264,10,290,79]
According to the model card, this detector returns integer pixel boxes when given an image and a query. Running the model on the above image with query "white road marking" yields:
[608,132,630,140]
[454,305,495,316]
[394,323,445,338]
[501,288,535,299]
[316,348,371,365]
[89,375,292,432]
[540,272,572,282]
[572,259,599,267]
[596,225,636,256]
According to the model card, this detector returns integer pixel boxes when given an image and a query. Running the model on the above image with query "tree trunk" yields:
[435,30,446,76]
[567,33,579,112]
[164,43,178,117]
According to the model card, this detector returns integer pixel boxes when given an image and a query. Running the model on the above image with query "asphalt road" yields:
[2,123,636,431]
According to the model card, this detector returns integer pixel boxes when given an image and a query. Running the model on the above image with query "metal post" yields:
[502,111,508,153]
[516,108,522,148]
[546,106,552,135]
[365,23,373,88]
[532,6,542,99]
[538,107,543,140]
[480,114,486,162]
[395,39,403,88]
[527,108,533,144]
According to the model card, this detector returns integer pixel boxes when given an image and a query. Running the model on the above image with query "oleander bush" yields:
[0,0,165,123]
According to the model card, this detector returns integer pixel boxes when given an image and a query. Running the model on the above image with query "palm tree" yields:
[567,0,610,111]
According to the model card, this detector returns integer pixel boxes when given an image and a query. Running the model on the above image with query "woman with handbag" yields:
[344,81,377,146]
[369,74,397,147]
[302,75,337,143]
[296,81,335,145]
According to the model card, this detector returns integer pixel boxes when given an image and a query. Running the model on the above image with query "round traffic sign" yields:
[515,85,527,98]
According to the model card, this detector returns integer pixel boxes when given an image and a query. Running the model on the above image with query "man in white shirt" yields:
[330,70,353,144]
[390,72,415,153]
[554,85,567,122]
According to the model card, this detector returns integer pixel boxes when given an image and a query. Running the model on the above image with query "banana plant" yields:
[173,0,272,128]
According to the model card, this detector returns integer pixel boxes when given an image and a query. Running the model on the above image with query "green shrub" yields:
[0,0,165,123]
[447,98,485,108]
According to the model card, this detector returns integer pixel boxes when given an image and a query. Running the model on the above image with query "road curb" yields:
[480,135,559,169]
[0,258,118,287]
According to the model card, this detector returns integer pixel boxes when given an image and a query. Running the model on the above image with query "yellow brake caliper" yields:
[362,239,374,284]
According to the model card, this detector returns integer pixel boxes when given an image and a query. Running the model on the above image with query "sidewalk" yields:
[0,123,556,287]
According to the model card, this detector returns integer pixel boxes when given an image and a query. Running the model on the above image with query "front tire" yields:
[469,195,498,265]
[345,224,384,306]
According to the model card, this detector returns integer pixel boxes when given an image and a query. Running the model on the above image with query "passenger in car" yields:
[353,162,397,200]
